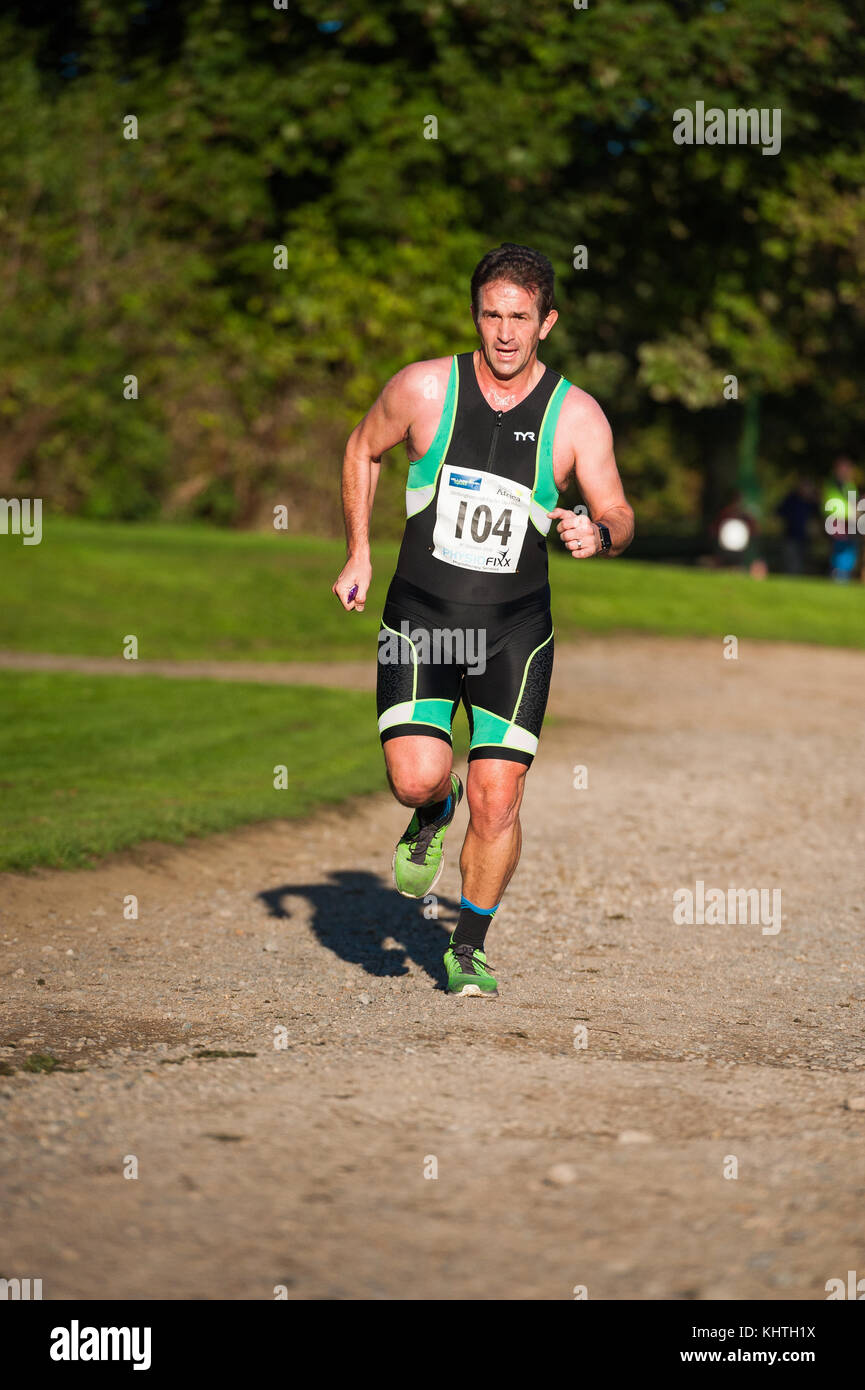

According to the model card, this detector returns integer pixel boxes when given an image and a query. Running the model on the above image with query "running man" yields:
[333,244,634,997]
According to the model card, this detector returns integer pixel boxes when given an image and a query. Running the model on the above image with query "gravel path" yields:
[1,634,863,1300]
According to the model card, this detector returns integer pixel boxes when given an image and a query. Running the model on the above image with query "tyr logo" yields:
[513,431,535,442]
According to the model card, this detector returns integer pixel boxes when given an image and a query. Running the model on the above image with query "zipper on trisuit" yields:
[486,410,503,470]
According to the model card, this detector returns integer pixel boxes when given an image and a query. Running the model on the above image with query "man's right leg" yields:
[384,734,452,811]
[376,588,465,898]
[384,736,463,898]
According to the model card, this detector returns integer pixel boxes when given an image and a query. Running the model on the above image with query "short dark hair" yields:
[471,243,555,322]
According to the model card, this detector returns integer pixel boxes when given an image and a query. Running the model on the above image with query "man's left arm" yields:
[548,392,634,558]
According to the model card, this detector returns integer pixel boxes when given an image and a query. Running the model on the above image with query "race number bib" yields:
[432,467,530,573]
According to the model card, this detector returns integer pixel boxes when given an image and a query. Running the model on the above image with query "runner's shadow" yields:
[256,870,459,983]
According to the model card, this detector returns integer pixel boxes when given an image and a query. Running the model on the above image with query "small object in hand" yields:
[347,584,359,602]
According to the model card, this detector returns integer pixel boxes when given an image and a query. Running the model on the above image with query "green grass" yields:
[2,518,862,661]
[5,519,395,663]
[548,552,864,648]
[0,669,472,872]
[1,518,861,871]
[0,671,386,871]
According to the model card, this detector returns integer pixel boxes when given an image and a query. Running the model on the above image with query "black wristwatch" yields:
[595,522,612,553]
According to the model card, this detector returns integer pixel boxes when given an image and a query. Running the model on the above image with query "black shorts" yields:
[376,576,554,766]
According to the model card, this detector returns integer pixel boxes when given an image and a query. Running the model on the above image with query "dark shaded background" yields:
[1,0,862,562]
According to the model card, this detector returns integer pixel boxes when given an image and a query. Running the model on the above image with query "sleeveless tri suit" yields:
[377,351,572,766]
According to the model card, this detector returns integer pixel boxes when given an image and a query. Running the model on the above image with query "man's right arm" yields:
[332,365,418,612]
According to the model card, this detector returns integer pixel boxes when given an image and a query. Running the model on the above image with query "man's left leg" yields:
[442,760,527,997]
[460,758,526,916]
[442,605,553,996]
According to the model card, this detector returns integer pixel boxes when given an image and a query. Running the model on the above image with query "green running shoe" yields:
[443,938,498,998]
[392,773,463,899]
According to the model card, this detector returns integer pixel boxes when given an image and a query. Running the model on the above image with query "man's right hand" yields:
[332,556,372,612]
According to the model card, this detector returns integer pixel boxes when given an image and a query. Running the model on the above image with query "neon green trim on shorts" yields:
[510,629,554,721]
[380,617,418,706]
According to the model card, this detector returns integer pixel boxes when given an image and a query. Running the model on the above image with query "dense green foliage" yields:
[3,520,862,660]
[2,1,863,535]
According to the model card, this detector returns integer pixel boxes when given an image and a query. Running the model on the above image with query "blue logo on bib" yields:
[449,472,482,490]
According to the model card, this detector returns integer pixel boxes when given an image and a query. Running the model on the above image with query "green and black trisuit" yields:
[377,351,572,766]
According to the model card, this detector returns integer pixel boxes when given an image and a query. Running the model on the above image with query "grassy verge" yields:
[548,552,864,648]
[2,518,862,661]
[0,670,473,873]
[0,672,384,872]
[5,520,392,662]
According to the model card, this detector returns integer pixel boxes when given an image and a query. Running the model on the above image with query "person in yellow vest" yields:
[823,456,860,582]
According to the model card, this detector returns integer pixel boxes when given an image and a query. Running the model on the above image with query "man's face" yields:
[472,279,557,379]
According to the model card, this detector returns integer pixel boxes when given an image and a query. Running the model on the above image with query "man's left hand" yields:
[548,508,602,558]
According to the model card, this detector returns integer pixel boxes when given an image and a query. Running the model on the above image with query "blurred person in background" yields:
[712,492,764,576]
[823,456,861,583]
[776,476,819,575]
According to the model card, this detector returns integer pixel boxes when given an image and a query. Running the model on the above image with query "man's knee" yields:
[389,771,446,807]
[385,741,452,807]
[466,764,526,838]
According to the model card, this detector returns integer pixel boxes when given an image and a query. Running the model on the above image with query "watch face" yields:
[598,524,611,551]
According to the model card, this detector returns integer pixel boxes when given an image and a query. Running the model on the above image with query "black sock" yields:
[416,789,452,828]
[452,896,499,950]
